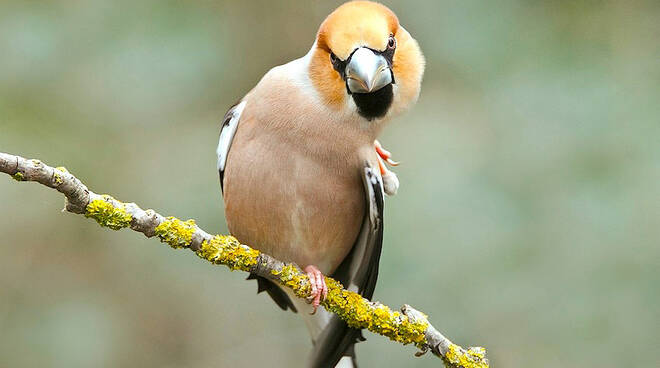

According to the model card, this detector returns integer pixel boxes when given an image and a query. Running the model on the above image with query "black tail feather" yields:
[246,273,297,313]
[309,316,363,368]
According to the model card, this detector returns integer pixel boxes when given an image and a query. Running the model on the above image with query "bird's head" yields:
[309,1,424,121]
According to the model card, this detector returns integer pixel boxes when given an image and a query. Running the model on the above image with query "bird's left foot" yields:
[304,265,328,315]
[375,140,399,167]
[375,140,400,196]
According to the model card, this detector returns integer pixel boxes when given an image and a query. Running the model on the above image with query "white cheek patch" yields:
[217,101,247,172]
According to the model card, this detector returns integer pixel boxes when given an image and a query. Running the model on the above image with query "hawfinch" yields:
[217,1,424,367]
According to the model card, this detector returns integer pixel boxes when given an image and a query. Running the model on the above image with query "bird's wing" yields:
[334,163,385,299]
[217,100,298,313]
[309,163,385,368]
[217,100,246,193]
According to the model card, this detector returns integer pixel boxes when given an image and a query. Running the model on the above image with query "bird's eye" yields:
[387,35,396,49]
[329,52,346,75]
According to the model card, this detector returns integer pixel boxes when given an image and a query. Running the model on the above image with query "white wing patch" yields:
[217,100,247,172]
[365,166,384,226]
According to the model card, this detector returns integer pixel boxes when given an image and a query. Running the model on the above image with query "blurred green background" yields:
[1,1,658,367]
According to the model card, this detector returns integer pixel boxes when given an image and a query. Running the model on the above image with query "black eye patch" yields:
[330,53,348,79]
[381,46,395,67]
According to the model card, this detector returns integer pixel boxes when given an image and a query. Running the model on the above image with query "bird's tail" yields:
[333,345,358,368]
[286,288,363,368]
[308,315,363,368]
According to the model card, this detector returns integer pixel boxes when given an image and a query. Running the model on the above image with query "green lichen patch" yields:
[12,172,24,181]
[53,172,63,185]
[154,217,196,249]
[55,166,69,173]
[197,235,259,271]
[443,344,488,368]
[85,196,132,230]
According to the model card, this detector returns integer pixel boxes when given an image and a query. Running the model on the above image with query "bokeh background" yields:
[1,1,658,367]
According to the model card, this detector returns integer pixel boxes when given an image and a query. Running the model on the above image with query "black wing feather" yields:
[246,274,297,312]
[309,164,385,368]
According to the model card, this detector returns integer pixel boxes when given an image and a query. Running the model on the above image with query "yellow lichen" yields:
[196,235,260,271]
[12,172,24,181]
[270,267,429,347]
[444,344,488,368]
[324,278,429,346]
[154,217,196,249]
[54,167,68,185]
[53,172,63,185]
[85,196,132,230]
[272,264,311,298]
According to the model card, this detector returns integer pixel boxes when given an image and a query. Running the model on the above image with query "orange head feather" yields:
[309,1,424,119]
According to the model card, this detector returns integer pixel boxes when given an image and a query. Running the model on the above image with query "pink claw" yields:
[375,140,400,167]
[304,265,328,315]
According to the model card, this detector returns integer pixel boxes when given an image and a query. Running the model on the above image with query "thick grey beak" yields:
[345,47,392,94]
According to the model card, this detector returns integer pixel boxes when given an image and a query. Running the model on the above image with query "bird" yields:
[216,1,424,367]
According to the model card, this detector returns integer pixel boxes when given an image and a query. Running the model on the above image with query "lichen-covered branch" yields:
[0,151,488,368]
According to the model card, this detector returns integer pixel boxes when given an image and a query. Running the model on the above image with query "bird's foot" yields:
[375,140,399,167]
[375,140,400,196]
[304,265,328,315]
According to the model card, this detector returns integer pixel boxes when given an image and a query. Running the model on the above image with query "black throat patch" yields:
[351,84,393,121]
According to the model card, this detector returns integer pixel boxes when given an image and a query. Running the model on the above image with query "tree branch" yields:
[0,151,488,368]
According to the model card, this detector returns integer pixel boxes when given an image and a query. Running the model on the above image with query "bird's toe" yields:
[304,265,328,314]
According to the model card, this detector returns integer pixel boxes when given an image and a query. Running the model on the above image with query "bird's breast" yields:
[223,127,368,275]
